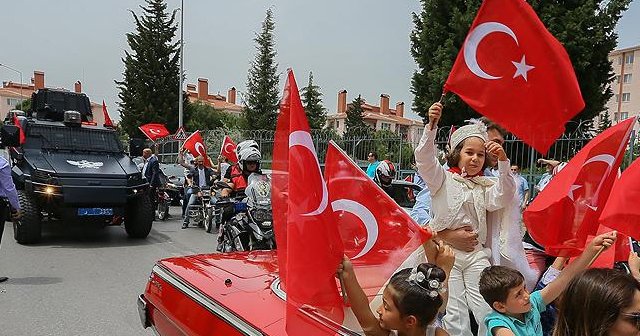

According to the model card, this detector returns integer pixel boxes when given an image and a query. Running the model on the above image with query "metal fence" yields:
[153,122,640,197]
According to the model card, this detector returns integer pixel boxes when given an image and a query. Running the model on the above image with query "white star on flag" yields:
[568,184,581,201]
[512,55,535,81]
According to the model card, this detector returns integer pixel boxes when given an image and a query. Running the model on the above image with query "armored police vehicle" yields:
[1,89,153,244]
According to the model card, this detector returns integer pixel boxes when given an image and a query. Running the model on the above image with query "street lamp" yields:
[0,63,24,107]
[177,0,184,129]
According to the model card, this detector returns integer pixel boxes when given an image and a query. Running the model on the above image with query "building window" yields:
[380,122,391,131]
[626,54,635,64]
[622,93,631,102]
[623,73,633,83]
[336,120,340,128]
[616,75,621,83]
[615,94,619,102]
[6,98,19,107]
[619,56,623,65]
[621,112,629,120]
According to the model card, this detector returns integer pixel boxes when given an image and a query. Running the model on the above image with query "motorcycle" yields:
[185,186,213,229]
[217,173,275,252]
[155,187,172,221]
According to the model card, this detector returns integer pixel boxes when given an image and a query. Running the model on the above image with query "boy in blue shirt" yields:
[478,231,617,336]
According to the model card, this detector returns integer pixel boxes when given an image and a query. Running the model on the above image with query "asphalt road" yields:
[0,207,219,335]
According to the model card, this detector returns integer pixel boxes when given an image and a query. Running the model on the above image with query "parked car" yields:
[138,250,366,335]
[386,179,421,211]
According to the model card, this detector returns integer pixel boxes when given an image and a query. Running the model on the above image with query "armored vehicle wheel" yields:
[14,191,42,244]
[125,194,153,239]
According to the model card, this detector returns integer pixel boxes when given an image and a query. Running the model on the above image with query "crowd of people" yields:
[344,102,640,336]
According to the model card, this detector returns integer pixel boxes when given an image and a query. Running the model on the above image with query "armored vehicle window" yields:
[28,124,122,153]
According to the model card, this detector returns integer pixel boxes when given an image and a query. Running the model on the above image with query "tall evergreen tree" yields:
[410,0,631,131]
[244,9,280,131]
[344,95,369,138]
[597,110,612,133]
[116,0,183,137]
[301,72,327,129]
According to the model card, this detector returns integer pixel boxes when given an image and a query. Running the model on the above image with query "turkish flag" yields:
[138,123,170,141]
[600,155,640,240]
[325,142,432,304]
[523,117,636,256]
[13,114,25,144]
[444,0,584,154]
[102,100,114,128]
[219,135,238,163]
[182,130,212,167]
[272,69,345,335]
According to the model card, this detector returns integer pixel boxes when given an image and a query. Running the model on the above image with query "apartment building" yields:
[0,71,105,124]
[326,90,423,140]
[605,45,640,126]
[185,77,243,116]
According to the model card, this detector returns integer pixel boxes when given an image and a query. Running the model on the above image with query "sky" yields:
[1,0,638,122]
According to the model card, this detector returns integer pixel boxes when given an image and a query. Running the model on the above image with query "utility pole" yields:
[178,0,184,129]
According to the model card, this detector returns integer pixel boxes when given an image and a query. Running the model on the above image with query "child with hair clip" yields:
[337,241,454,336]
[414,102,532,336]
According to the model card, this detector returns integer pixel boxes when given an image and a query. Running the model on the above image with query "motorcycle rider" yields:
[374,159,397,197]
[221,140,262,198]
[179,153,215,229]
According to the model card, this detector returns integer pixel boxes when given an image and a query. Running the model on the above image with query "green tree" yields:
[220,113,248,130]
[15,98,31,112]
[244,8,280,131]
[344,95,370,138]
[184,101,225,131]
[410,0,631,130]
[597,110,612,133]
[301,71,327,129]
[116,0,184,137]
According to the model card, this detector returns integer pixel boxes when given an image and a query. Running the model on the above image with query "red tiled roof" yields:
[328,111,422,126]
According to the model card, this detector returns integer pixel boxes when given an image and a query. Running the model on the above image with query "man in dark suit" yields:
[0,155,21,283]
[142,148,161,206]
[179,155,215,229]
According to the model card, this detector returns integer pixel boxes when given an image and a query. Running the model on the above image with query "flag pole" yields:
[588,246,607,267]
[429,92,447,131]
[338,273,348,304]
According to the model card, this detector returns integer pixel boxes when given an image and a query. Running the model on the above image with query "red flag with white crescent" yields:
[272,69,344,335]
[325,141,431,303]
[219,135,238,163]
[138,123,170,141]
[182,130,212,167]
[600,154,640,241]
[102,100,114,128]
[524,117,636,256]
[444,0,584,154]
[13,114,25,144]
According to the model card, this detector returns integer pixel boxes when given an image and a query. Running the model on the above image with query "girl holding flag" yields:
[414,102,529,336]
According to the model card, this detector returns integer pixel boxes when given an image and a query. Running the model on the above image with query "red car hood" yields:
[157,250,287,332]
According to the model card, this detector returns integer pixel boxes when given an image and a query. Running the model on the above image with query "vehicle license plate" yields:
[78,208,114,216]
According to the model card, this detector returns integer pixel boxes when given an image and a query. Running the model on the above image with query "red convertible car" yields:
[138,250,367,335]
[137,180,423,335]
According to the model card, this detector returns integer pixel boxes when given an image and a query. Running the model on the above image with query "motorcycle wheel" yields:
[156,202,169,220]
[233,232,250,252]
[204,212,213,233]
[222,229,236,252]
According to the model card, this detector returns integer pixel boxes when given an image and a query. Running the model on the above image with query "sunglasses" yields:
[621,312,640,329]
